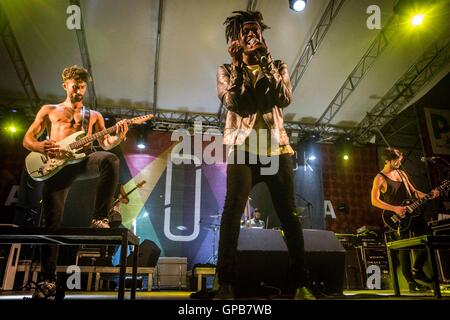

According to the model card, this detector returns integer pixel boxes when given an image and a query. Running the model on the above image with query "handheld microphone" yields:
[255,47,269,66]
[421,156,438,162]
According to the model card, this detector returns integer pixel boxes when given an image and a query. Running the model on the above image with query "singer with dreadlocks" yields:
[214,10,315,299]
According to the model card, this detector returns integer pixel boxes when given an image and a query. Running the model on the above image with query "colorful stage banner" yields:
[424,108,450,155]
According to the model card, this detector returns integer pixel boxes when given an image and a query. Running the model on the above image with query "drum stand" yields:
[206,224,219,265]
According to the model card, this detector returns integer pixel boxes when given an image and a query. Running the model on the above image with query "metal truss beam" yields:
[247,0,258,12]
[316,13,400,127]
[290,0,346,92]
[0,3,40,115]
[153,0,163,115]
[353,32,450,144]
[2,95,355,141]
[69,0,97,110]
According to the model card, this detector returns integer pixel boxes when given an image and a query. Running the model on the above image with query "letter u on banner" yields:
[164,154,201,241]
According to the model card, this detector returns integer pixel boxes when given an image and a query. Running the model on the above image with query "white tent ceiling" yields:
[1,0,449,129]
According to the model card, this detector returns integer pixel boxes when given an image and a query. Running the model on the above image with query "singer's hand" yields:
[255,42,269,56]
[228,40,243,67]
[255,44,271,68]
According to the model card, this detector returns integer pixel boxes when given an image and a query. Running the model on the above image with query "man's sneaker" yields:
[408,281,428,293]
[32,281,56,300]
[91,218,110,228]
[412,269,432,283]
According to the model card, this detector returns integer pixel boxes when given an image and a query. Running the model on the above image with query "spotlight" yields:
[308,155,316,161]
[8,126,17,133]
[394,0,433,28]
[411,14,425,26]
[136,126,148,149]
[343,154,349,161]
[289,0,307,12]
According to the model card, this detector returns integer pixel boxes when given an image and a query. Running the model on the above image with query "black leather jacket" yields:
[217,60,292,146]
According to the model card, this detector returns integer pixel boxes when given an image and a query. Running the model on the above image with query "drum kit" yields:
[200,212,222,265]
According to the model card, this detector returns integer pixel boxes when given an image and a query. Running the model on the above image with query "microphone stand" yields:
[426,157,450,179]
[295,193,313,218]
[436,157,450,169]
[435,157,450,180]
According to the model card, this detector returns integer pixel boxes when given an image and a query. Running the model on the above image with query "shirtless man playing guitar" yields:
[22,65,129,299]
[371,147,440,292]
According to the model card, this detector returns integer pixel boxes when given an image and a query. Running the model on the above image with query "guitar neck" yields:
[123,186,139,198]
[408,183,447,211]
[408,194,431,211]
[68,113,151,150]
[69,125,121,150]
[111,184,143,207]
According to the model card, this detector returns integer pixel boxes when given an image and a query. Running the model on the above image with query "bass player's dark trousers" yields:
[40,151,119,282]
[397,216,432,283]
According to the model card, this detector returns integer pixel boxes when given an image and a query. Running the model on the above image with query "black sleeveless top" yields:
[379,172,408,206]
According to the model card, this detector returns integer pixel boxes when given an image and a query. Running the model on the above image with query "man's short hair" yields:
[381,147,403,162]
[223,10,269,43]
[62,65,91,83]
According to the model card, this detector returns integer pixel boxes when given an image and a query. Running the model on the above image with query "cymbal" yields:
[202,224,220,231]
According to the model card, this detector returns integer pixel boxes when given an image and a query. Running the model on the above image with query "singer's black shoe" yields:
[190,289,215,300]
[213,284,234,300]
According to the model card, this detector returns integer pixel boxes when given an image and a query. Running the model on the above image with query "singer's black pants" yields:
[40,151,119,282]
[217,151,307,288]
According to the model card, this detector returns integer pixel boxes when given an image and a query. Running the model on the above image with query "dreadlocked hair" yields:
[224,10,269,43]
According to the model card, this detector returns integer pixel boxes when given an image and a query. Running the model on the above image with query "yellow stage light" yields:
[411,14,425,26]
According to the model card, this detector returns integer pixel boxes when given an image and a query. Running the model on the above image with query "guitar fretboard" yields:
[69,125,119,150]
[68,115,151,150]
[408,182,449,211]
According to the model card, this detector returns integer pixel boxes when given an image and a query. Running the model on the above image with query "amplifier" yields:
[337,235,364,290]
[430,220,450,283]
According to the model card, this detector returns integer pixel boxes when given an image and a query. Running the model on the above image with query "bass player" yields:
[22,65,129,299]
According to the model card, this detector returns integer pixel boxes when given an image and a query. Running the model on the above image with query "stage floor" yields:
[1,288,450,300]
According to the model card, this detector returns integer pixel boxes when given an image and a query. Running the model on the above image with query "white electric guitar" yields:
[25,114,154,181]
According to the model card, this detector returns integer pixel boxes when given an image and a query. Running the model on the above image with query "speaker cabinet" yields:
[432,222,450,283]
[235,229,289,297]
[234,229,346,297]
[127,239,161,268]
[303,229,346,295]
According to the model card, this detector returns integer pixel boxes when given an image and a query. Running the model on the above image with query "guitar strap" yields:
[82,106,90,133]
[82,106,93,153]
[396,170,413,198]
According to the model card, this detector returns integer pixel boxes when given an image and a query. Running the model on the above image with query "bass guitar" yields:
[25,114,153,181]
[382,180,450,232]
